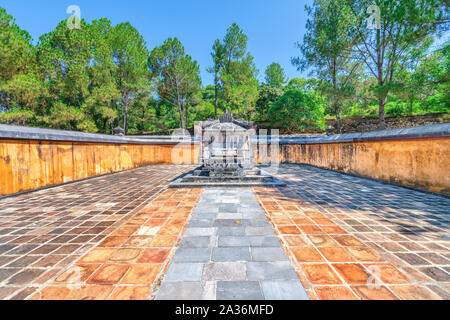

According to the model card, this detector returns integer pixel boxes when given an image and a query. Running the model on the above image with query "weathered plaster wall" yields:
[0,139,199,196]
[279,138,450,195]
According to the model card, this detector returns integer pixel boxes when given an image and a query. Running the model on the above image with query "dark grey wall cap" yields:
[0,124,198,145]
[254,123,450,145]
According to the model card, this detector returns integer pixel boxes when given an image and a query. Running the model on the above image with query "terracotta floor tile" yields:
[299,225,324,235]
[333,264,370,285]
[283,235,309,247]
[144,219,167,227]
[137,248,171,263]
[111,226,139,236]
[333,235,364,247]
[292,218,314,225]
[347,247,384,262]
[365,264,410,284]
[122,236,154,247]
[79,248,116,263]
[30,286,71,300]
[66,285,114,300]
[99,236,129,248]
[151,236,178,247]
[307,235,337,247]
[312,218,335,226]
[390,285,441,300]
[292,248,324,262]
[301,264,342,285]
[314,286,358,300]
[352,285,398,300]
[87,264,130,285]
[158,224,184,236]
[272,217,293,225]
[319,247,355,262]
[120,264,161,285]
[108,248,143,263]
[53,264,100,284]
[321,226,348,234]
[109,286,151,300]
[278,226,302,235]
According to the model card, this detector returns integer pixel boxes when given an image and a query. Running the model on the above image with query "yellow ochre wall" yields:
[279,138,450,195]
[0,139,199,196]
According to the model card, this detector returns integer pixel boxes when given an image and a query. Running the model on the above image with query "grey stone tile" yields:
[173,248,211,263]
[213,219,244,227]
[218,236,250,247]
[212,247,251,262]
[216,281,263,300]
[261,280,309,300]
[249,236,281,247]
[219,204,239,213]
[251,247,289,261]
[165,263,203,281]
[217,212,242,220]
[246,261,298,280]
[202,281,216,300]
[184,227,216,237]
[156,282,202,300]
[245,227,275,236]
[195,211,218,219]
[217,227,246,236]
[189,219,214,228]
[179,236,212,248]
[242,219,272,227]
[202,262,246,281]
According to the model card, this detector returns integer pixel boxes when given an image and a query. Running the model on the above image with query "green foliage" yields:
[208,24,259,119]
[264,63,288,87]
[268,89,326,131]
[254,85,283,121]
[149,37,202,129]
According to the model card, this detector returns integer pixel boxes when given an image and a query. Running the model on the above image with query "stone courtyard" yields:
[0,164,449,300]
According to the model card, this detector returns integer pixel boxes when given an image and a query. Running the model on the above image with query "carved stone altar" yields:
[169,113,285,188]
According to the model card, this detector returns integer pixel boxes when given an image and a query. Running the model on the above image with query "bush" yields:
[268,89,325,131]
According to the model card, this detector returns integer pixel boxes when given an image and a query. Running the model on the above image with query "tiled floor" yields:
[254,164,450,300]
[155,188,308,300]
[0,164,449,300]
[0,165,196,300]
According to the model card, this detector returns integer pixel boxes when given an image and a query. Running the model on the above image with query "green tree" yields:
[207,39,225,118]
[254,85,283,121]
[111,22,149,134]
[149,37,202,130]
[346,0,447,128]
[293,0,360,133]
[219,24,259,118]
[268,88,326,132]
[264,62,288,87]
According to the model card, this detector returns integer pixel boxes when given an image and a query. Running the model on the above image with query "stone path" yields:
[156,188,308,300]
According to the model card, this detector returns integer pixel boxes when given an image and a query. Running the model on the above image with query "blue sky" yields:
[1,0,313,85]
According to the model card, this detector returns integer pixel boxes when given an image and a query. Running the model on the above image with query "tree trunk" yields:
[214,72,219,119]
[378,96,386,130]
[376,28,386,130]
[334,102,341,134]
[122,92,128,134]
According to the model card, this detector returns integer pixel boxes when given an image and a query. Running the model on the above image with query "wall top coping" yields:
[0,123,448,145]
[0,124,198,145]
[254,123,450,144]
